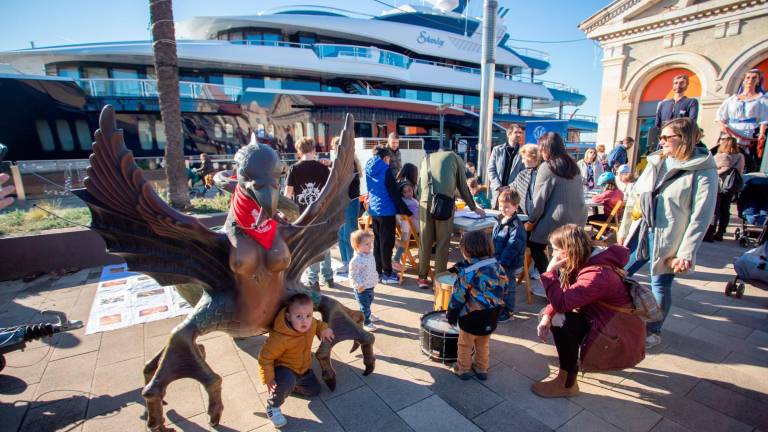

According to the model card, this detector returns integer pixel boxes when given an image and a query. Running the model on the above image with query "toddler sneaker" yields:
[369,314,381,323]
[363,323,377,332]
[323,278,335,289]
[472,365,488,381]
[266,405,287,428]
[417,278,431,289]
[451,364,472,380]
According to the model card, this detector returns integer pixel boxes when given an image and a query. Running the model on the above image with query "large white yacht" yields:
[0,1,594,163]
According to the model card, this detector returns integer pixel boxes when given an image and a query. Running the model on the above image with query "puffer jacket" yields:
[365,155,410,217]
[542,245,645,371]
[492,215,527,270]
[446,257,508,335]
[618,147,717,275]
[257,307,328,384]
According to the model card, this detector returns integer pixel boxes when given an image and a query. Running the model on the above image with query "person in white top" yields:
[348,229,381,332]
[716,68,768,172]
[577,148,604,190]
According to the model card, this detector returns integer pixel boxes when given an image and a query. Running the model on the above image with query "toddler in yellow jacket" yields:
[258,293,334,428]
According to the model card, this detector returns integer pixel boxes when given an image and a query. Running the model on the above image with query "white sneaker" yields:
[363,323,378,332]
[645,333,662,349]
[266,405,287,428]
[529,267,541,280]
[369,314,381,323]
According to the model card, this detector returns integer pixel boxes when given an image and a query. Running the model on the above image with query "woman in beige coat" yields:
[618,117,717,349]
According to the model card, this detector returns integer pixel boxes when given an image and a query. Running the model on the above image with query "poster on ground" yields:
[85,264,194,334]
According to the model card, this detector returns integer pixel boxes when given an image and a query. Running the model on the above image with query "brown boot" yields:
[531,369,579,398]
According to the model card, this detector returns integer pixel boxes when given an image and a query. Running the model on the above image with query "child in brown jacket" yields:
[258,294,334,428]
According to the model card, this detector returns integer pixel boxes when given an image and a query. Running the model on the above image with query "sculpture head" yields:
[234,137,285,226]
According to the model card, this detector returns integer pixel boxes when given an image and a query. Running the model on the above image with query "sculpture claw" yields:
[350,341,360,353]
[322,370,337,392]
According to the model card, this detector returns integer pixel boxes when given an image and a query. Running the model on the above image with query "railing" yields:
[229,39,314,49]
[313,43,411,69]
[505,46,550,63]
[76,78,243,102]
[535,80,580,94]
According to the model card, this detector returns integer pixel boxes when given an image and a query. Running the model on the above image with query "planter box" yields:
[0,212,227,281]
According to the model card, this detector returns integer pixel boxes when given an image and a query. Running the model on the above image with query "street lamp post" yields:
[477,0,498,184]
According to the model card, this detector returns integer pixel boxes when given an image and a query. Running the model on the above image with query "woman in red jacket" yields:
[533,224,645,398]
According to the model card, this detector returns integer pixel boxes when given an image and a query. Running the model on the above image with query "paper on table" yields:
[455,209,500,219]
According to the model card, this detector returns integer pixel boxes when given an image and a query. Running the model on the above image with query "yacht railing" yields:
[229,39,314,49]
[75,78,243,101]
[535,80,580,94]
[505,46,550,63]
[313,43,411,68]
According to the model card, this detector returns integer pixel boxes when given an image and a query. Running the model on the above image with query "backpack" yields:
[598,266,664,322]
[719,167,744,195]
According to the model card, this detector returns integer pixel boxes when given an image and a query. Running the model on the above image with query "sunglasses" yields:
[659,134,681,142]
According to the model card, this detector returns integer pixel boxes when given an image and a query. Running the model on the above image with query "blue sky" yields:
[0,0,609,116]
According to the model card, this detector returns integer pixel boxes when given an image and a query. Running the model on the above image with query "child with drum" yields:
[349,229,381,332]
[446,231,508,380]
[492,189,527,321]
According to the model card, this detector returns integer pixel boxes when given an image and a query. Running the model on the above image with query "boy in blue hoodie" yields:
[491,189,526,321]
[365,146,412,284]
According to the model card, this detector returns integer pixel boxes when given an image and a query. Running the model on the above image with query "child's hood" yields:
[271,306,306,337]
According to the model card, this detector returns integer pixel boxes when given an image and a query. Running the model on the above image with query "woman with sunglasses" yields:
[617,117,717,349]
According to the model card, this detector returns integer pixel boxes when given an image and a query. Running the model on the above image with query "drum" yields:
[434,272,455,311]
[420,310,459,363]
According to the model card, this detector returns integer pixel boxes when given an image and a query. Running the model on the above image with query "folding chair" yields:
[515,248,534,305]
[395,215,420,284]
[588,200,624,241]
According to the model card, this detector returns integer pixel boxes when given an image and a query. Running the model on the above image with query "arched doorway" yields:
[636,68,702,157]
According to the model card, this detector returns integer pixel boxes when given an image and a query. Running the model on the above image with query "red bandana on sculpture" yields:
[232,184,278,249]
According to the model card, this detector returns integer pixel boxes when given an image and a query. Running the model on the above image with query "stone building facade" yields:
[579,0,768,165]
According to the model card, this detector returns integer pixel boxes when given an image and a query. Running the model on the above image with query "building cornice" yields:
[581,0,768,42]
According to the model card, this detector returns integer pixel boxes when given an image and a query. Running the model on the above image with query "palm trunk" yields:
[150,0,189,209]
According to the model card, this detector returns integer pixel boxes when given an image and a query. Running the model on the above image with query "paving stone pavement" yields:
[0,230,767,432]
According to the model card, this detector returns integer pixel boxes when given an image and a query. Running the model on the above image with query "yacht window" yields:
[214,124,223,139]
[317,123,327,149]
[453,94,464,106]
[75,120,92,150]
[57,66,80,79]
[112,69,141,96]
[138,120,154,150]
[298,34,316,46]
[403,89,418,100]
[306,123,315,142]
[223,74,243,89]
[225,124,234,138]
[262,33,281,45]
[229,31,243,42]
[264,77,281,89]
[354,122,373,138]
[56,120,75,151]
[294,122,304,139]
[431,92,443,103]
[84,67,108,79]
[36,120,55,152]
[155,121,167,150]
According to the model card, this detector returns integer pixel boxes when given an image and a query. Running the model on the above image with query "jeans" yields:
[393,246,405,263]
[307,251,333,284]
[372,216,396,276]
[551,312,590,374]
[266,366,321,408]
[354,288,375,325]
[624,231,675,335]
[337,199,359,265]
[502,265,516,313]
[647,273,674,335]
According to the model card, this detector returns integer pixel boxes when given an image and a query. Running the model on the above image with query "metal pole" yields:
[477,0,498,185]
[439,106,445,149]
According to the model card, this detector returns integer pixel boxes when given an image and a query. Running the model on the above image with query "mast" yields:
[477,0,497,184]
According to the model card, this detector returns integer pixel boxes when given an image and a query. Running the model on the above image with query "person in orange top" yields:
[588,172,624,223]
[258,294,334,428]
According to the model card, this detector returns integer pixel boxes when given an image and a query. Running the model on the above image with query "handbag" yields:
[633,168,690,262]
[426,153,455,221]
[719,167,743,195]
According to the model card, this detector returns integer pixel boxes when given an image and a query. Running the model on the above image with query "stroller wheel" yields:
[734,228,741,240]
[725,281,734,296]
[736,283,746,298]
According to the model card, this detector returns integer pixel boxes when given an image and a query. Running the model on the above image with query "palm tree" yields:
[149,0,189,209]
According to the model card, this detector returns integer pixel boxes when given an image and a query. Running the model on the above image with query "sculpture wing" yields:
[281,113,356,281]
[73,105,234,291]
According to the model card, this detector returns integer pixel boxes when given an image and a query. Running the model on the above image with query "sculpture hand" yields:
[320,328,335,343]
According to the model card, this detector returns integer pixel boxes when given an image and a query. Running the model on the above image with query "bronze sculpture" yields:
[74,105,375,432]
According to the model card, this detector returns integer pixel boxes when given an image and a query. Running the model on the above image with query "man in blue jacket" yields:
[606,137,635,172]
[365,146,412,284]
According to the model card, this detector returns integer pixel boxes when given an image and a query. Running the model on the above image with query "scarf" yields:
[231,184,278,249]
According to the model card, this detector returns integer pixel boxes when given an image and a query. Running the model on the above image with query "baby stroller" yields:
[725,222,768,298]
[734,175,768,248]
